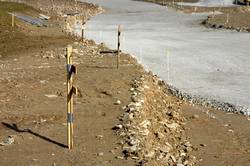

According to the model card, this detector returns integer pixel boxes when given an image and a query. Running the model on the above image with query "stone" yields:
[131,96,138,102]
[129,138,140,146]
[155,132,165,139]
[191,114,199,119]
[200,143,207,147]
[97,152,104,156]
[130,88,135,92]
[39,80,46,84]
[115,156,124,159]
[184,141,192,147]
[144,151,155,158]
[123,145,137,153]
[165,123,179,130]
[0,136,15,146]
[160,146,171,153]
[140,120,151,128]
[96,135,103,139]
[114,100,121,105]
[45,94,58,98]
[112,124,122,130]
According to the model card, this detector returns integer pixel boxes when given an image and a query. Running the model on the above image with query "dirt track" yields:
[0,39,144,165]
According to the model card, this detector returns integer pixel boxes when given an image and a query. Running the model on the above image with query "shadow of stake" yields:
[2,122,67,148]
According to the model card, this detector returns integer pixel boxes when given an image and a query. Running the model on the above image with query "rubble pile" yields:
[114,73,196,165]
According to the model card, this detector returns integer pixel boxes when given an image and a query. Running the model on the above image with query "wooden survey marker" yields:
[117,25,121,69]
[11,13,14,27]
[66,46,77,149]
[99,25,122,68]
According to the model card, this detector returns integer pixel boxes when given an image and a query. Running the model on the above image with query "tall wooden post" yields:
[117,25,121,69]
[66,46,77,149]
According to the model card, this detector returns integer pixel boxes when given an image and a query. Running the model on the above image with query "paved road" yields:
[79,0,250,114]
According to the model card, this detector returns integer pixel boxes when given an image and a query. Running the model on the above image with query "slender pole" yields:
[69,53,74,149]
[226,13,229,24]
[11,14,14,27]
[117,25,121,69]
[66,46,73,150]
[82,18,85,42]
[51,0,54,12]
[66,46,77,150]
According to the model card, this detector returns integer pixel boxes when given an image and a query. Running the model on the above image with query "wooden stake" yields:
[226,13,229,24]
[11,14,14,27]
[51,0,54,12]
[212,9,215,18]
[117,25,121,69]
[66,46,72,149]
[70,52,73,149]
[82,18,85,42]
[66,45,77,150]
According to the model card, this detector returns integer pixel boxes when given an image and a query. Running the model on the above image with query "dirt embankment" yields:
[113,74,196,165]
[202,7,250,32]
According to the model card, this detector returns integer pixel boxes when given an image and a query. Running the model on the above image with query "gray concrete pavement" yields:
[78,0,250,114]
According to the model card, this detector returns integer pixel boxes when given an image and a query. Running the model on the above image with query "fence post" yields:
[66,45,77,149]
[117,25,121,69]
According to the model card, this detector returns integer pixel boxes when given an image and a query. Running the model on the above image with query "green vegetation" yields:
[0,2,35,28]
[0,2,70,59]
[0,2,40,58]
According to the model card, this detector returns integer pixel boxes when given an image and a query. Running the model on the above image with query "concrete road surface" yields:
[79,0,250,114]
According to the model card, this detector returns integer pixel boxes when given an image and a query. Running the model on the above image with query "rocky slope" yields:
[114,74,196,165]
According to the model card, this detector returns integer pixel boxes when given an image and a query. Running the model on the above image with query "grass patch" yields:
[0,2,41,58]
[0,2,36,28]
[0,2,71,59]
